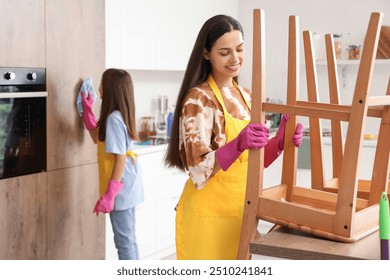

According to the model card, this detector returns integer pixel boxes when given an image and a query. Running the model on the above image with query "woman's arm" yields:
[180,88,224,189]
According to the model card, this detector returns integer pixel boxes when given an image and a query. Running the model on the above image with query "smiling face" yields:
[204,30,244,87]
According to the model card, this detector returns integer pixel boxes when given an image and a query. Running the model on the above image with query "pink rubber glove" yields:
[93,179,123,215]
[81,93,97,130]
[264,114,304,167]
[216,123,270,171]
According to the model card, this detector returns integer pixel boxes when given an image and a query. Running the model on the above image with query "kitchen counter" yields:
[133,143,168,155]
[321,135,378,147]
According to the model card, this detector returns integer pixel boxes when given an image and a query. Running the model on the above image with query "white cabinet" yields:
[105,0,238,70]
[263,138,378,188]
[105,144,187,260]
[136,147,187,259]
[295,138,378,187]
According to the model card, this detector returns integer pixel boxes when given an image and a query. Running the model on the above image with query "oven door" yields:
[0,92,47,179]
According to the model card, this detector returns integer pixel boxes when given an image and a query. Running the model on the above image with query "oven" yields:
[0,67,47,179]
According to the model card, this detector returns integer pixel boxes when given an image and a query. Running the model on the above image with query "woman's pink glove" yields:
[264,114,304,167]
[81,93,97,130]
[216,123,270,171]
[93,179,123,215]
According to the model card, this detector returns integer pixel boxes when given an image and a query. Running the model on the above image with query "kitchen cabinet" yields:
[264,137,378,188]
[0,0,105,260]
[296,137,378,187]
[0,0,45,67]
[105,0,238,70]
[105,144,187,260]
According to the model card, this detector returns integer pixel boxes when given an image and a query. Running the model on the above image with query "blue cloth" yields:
[110,208,139,260]
[76,77,98,117]
[105,111,145,210]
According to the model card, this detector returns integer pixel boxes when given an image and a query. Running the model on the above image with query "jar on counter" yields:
[348,44,361,60]
[139,116,156,141]
[332,34,342,60]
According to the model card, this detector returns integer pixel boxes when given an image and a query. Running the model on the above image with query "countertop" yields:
[133,143,168,155]
[321,135,377,147]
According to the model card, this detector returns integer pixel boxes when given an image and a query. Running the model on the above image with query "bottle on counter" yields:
[167,105,175,138]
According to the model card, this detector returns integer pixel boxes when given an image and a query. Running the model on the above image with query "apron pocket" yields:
[193,172,242,217]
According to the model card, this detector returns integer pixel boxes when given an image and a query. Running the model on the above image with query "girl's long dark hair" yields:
[164,15,243,171]
[98,68,138,142]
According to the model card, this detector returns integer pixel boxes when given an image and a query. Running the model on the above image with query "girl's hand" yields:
[81,93,97,130]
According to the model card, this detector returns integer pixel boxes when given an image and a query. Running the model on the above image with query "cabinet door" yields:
[138,151,167,201]
[106,0,238,70]
[155,197,178,252]
[0,0,45,67]
[136,202,157,258]
[105,0,122,68]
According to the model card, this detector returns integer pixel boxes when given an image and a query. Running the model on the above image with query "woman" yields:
[80,68,144,260]
[164,15,303,259]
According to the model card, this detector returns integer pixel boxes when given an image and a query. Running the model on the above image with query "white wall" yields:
[118,0,239,131]
[128,70,184,129]
[238,0,390,133]
[119,1,389,134]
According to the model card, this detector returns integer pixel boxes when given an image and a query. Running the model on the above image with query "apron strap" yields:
[126,150,137,164]
[206,75,251,115]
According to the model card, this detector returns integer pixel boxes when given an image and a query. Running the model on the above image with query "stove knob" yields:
[4,72,16,80]
[27,72,37,81]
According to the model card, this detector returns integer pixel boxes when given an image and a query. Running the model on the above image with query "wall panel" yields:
[45,0,105,171]
[46,164,104,259]
[0,0,46,67]
[0,173,46,259]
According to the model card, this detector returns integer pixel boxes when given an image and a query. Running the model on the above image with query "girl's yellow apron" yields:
[97,141,137,196]
[176,75,251,260]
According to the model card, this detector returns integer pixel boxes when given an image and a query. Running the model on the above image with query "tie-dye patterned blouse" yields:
[179,80,251,190]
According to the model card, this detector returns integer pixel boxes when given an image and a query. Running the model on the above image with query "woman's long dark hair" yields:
[98,68,138,142]
[164,15,243,171]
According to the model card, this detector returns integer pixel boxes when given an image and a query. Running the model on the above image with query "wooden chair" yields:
[237,9,389,260]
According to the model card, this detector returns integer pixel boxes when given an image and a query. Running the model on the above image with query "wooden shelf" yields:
[314,59,390,66]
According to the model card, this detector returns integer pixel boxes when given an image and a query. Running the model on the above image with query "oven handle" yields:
[0,91,48,98]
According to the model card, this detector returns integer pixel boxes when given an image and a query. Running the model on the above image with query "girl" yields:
[81,68,144,260]
[164,15,303,260]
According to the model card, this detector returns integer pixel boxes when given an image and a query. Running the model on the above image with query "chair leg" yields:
[368,78,390,206]
[303,30,325,190]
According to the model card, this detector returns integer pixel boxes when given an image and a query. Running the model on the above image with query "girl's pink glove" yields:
[81,93,97,130]
[264,114,303,167]
[216,123,270,171]
[93,179,123,215]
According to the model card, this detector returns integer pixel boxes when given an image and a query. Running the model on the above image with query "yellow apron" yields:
[97,141,137,196]
[176,75,251,259]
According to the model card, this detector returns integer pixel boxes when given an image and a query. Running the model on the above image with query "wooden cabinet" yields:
[46,0,105,171]
[106,145,187,259]
[0,0,105,260]
[0,0,45,67]
[105,0,238,70]
[0,173,47,259]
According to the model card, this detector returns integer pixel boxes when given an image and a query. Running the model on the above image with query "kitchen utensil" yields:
[157,95,168,135]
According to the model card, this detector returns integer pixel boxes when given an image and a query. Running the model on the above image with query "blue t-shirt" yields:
[104,111,144,210]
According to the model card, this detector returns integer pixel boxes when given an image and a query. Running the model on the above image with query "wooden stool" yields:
[238,9,389,260]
